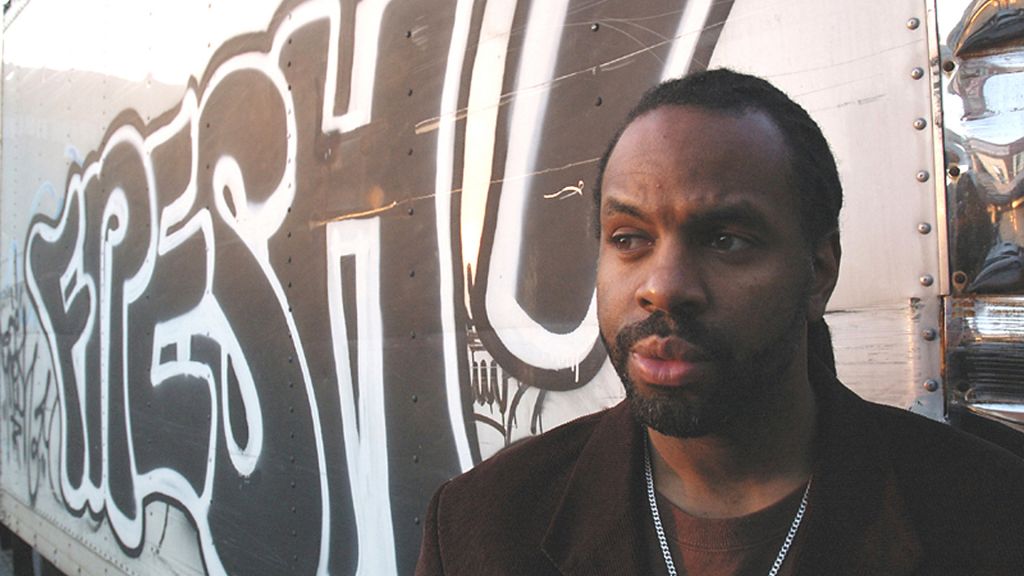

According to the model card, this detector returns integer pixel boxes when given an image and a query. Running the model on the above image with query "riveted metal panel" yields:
[0,1,982,574]
[711,0,945,417]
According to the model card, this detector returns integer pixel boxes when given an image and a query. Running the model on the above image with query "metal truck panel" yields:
[1,1,1014,574]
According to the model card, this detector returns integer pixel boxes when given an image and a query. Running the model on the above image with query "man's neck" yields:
[647,368,818,519]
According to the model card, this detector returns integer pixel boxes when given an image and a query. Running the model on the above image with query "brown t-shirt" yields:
[646,485,807,576]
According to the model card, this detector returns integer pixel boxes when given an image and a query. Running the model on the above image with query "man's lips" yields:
[628,337,711,387]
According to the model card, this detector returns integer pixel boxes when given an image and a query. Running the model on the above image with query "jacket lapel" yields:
[796,366,924,575]
[540,366,926,575]
[541,402,655,575]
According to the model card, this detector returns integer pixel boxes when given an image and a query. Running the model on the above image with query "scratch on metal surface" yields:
[565,0,615,18]
[798,74,882,97]
[774,39,923,83]
[314,201,401,226]
[813,93,886,112]
[310,158,599,228]
[544,180,585,200]
[414,14,728,135]
[470,157,600,191]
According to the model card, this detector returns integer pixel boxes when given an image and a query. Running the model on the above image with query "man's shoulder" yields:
[860,398,1024,543]
[425,402,629,562]
[819,390,1024,568]
[444,403,621,499]
[865,399,1024,480]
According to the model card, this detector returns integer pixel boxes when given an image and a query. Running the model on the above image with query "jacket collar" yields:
[540,362,924,575]
[796,362,924,574]
[541,401,654,575]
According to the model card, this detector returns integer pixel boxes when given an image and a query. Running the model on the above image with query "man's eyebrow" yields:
[602,197,772,229]
[602,198,646,219]
[690,202,771,229]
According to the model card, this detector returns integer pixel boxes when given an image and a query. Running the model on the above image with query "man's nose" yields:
[635,242,708,314]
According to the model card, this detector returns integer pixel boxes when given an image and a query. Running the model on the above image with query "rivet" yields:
[412,454,420,463]
[917,222,932,234]
[919,274,934,287]
[408,206,415,215]
[414,516,421,525]
[411,394,419,403]
[923,379,939,392]
[913,118,927,130]
[591,23,600,31]
[906,17,920,30]
[922,328,937,341]
[910,67,924,80]
[952,271,968,286]
[942,60,956,73]
[409,269,416,278]
[916,170,930,182]
[948,165,960,177]
[594,96,603,107]
[410,331,417,339]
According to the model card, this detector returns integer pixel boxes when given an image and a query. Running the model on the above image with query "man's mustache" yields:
[612,310,725,360]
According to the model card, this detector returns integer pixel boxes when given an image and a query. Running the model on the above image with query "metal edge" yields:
[0,493,138,576]
[922,0,952,421]
[2,0,33,31]
[925,0,951,297]
[0,0,4,247]
[913,287,947,420]
[899,0,946,421]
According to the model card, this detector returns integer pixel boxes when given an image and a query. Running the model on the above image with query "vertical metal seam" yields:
[925,0,951,297]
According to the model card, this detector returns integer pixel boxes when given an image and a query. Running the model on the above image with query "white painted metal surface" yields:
[0,1,986,575]
[712,0,945,416]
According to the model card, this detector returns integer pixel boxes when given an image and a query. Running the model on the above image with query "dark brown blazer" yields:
[416,365,1024,575]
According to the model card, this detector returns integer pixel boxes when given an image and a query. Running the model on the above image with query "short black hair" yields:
[594,68,843,246]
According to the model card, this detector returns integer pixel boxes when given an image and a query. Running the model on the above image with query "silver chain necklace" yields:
[643,438,811,576]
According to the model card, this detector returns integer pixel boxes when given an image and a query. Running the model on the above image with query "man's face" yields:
[596,105,836,438]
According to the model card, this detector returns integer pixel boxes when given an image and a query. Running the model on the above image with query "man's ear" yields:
[807,231,841,322]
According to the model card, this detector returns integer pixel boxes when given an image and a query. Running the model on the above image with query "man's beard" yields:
[602,302,808,438]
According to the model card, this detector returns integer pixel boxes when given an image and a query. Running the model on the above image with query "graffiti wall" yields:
[1,0,734,573]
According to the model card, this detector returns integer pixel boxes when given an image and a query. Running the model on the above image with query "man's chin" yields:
[624,387,719,438]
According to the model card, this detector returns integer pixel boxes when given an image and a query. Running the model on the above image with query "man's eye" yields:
[708,233,752,252]
[610,233,651,252]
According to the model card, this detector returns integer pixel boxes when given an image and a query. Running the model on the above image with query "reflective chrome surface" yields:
[941,0,1024,428]
[944,0,1024,293]
[945,296,1024,428]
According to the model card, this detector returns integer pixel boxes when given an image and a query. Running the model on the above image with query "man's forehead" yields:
[595,104,803,235]
[604,105,789,178]
[605,106,789,184]
[622,104,781,146]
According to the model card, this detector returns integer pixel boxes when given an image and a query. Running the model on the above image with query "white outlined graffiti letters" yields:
[17,0,735,574]
[24,10,329,576]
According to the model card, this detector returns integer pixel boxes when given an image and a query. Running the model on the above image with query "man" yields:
[415,69,1024,575]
